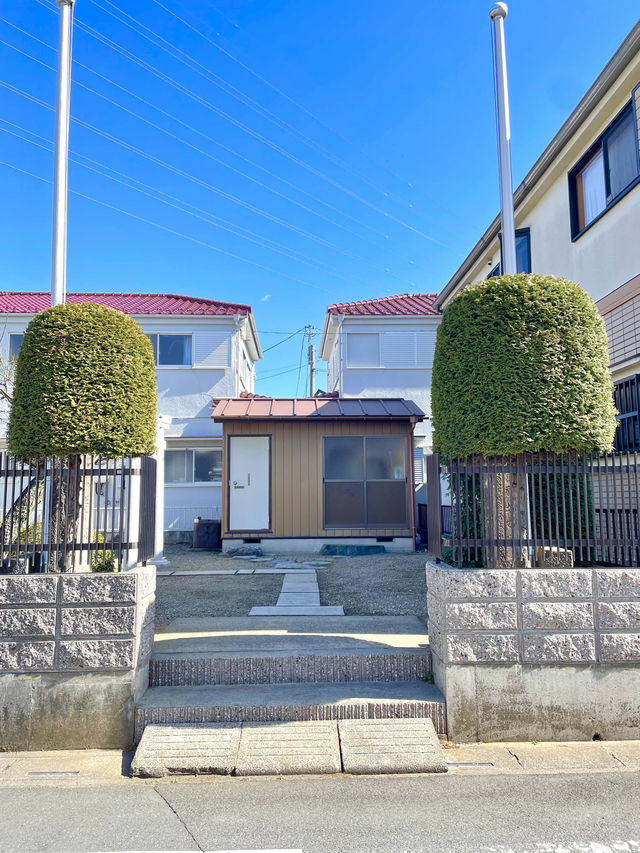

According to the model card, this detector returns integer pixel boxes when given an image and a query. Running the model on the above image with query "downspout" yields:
[410,421,417,552]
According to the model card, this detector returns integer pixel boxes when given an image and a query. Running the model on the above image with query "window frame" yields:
[613,375,640,454]
[345,333,381,368]
[322,435,409,529]
[569,101,640,241]
[487,227,532,278]
[146,332,193,368]
[164,447,223,485]
[8,333,24,361]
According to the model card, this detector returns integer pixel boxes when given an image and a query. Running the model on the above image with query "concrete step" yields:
[131,718,447,778]
[150,615,432,687]
[134,680,447,743]
[150,649,432,687]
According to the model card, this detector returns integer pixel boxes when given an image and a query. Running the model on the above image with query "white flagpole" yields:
[490,2,516,275]
[51,0,76,307]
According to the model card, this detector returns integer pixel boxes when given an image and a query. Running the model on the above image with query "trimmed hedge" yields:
[431,274,617,456]
[8,302,157,458]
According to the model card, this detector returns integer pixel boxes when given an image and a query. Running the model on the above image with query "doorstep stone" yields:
[235,721,341,776]
[249,606,345,616]
[131,723,241,778]
[338,718,447,775]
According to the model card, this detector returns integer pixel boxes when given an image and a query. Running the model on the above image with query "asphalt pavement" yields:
[1,771,639,853]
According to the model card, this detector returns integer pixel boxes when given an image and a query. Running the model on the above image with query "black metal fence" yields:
[426,452,640,568]
[0,453,141,573]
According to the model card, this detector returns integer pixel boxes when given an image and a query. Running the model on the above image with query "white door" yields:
[229,436,270,531]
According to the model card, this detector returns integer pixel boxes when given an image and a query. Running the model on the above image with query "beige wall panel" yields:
[222,419,413,539]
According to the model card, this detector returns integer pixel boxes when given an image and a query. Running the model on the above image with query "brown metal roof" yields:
[212,397,425,422]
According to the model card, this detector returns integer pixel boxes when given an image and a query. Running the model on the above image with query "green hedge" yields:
[8,302,157,458]
[431,274,617,456]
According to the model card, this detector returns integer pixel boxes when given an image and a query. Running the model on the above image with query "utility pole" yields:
[306,326,315,396]
[490,2,516,275]
[51,0,76,307]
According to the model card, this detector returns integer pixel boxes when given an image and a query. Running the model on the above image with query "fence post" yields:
[148,414,170,568]
[426,453,443,558]
[126,457,141,571]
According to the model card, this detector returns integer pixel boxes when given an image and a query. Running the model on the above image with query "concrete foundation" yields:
[0,566,155,751]
[427,561,640,742]
[222,537,414,555]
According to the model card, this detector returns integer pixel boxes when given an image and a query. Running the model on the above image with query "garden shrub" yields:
[8,302,156,458]
[432,274,617,456]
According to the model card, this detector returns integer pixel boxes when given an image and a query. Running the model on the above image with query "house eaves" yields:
[436,19,640,310]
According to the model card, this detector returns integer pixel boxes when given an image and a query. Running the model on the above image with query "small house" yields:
[212,394,424,553]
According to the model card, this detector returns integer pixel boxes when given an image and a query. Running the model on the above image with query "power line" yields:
[261,327,306,353]
[0,76,415,284]
[32,0,448,248]
[90,0,416,206]
[255,365,301,381]
[0,119,365,287]
[1,14,407,255]
[0,159,341,293]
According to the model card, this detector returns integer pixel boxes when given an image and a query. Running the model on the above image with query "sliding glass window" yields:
[324,436,407,528]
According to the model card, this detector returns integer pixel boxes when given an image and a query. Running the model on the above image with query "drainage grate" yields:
[447,761,495,767]
[25,771,80,777]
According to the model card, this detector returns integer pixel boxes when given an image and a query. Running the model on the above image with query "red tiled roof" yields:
[327,293,440,316]
[0,292,251,316]
[212,397,424,422]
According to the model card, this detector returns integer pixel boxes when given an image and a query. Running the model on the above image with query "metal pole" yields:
[490,2,516,275]
[51,0,76,307]
[306,326,315,396]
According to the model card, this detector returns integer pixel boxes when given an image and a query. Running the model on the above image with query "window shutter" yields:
[193,331,230,367]
[381,331,416,368]
[413,445,425,484]
[416,330,437,367]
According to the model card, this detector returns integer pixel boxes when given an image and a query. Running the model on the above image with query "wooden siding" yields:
[603,288,640,368]
[222,420,413,539]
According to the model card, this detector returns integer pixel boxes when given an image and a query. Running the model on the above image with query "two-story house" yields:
[319,293,441,513]
[438,22,640,310]
[0,292,262,540]
[436,21,640,454]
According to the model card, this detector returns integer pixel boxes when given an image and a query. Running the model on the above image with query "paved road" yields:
[1,772,639,852]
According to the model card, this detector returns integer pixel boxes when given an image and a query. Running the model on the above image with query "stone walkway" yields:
[159,554,345,616]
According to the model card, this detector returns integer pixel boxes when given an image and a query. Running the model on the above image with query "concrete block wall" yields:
[426,561,640,742]
[0,566,155,751]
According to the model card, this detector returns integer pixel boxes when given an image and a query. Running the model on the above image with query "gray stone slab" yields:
[249,606,344,616]
[236,569,255,574]
[235,721,341,776]
[277,593,321,606]
[338,718,447,774]
[281,582,320,592]
[131,723,241,777]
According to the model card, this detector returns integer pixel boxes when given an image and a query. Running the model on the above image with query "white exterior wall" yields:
[442,59,640,305]
[323,315,441,447]
[0,312,258,531]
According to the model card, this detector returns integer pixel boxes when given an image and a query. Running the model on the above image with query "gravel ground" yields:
[315,551,428,622]
[155,574,282,628]
[158,545,429,625]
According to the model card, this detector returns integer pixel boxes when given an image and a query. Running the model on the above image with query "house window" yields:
[146,334,192,366]
[487,228,532,278]
[165,449,222,483]
[8,334,24,360]
[324,436,407,528]
[346,333,380,367]
[613,376,640,453]
[570,103,640,238]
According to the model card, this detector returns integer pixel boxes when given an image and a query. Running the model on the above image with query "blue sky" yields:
[1,1,639,395]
